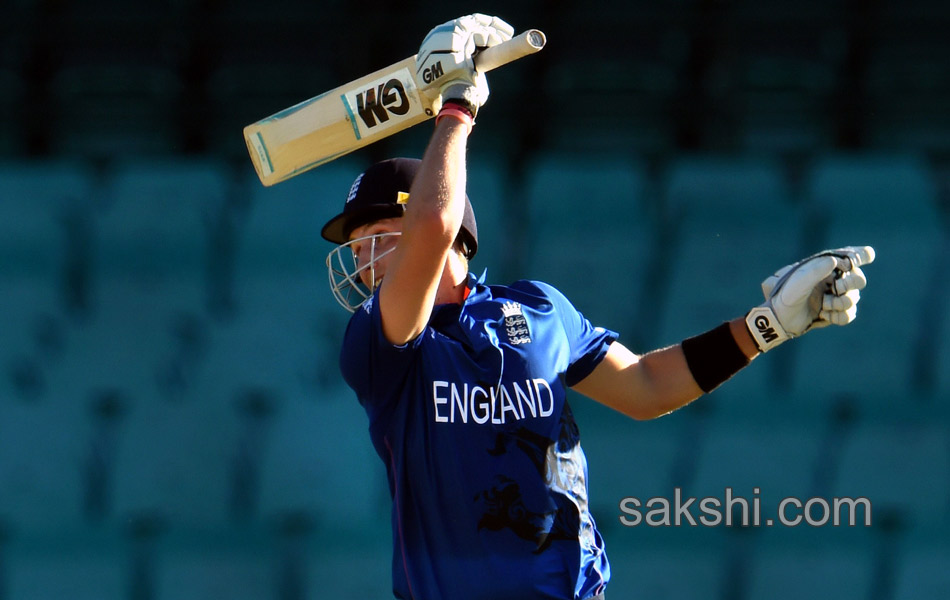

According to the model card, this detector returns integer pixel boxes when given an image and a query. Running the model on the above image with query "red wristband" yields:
[435,105,474,134]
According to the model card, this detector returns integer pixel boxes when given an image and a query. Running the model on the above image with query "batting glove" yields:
[415,13,514,116]
[746,246,875,352]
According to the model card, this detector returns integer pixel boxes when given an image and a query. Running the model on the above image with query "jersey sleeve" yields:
[529,281,620,387]
[339,292,422,408]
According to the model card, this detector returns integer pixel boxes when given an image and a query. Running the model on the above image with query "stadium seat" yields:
[726,10,847,154]
[205,63,337,160]
[864,3,950,152]
[656,155,802,337]
[791,153,942,413]
[156,550,275,600]
[604,545,726,600]
[48,274,208,404]
[892,545,950,600]
[688,416,824,518]
[539,7,689,154]
[110,394,242,530]
[0,160,95,278]
[202,272,345,398]
[237,159,360,276]
[654,155,803,409]
[663,155,796,223]
[744,545,875,600]
[200,272,380,530]
[306,542,393,599]
[0,68,26,155]
[465,158,514,280]
[522,153,653,339]
[0,395,88,533]
[0,276,66,400]
[48,64,184,157]
[865,42,950,154]
[6,550,126,600]
[580,409,684,527]
[257,386,387,536]
[94,157,232,310]
[831,422,950,530]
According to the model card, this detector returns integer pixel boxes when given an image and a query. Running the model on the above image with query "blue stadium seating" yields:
[48,64,184,157]
[205,63,337,160]
[465,158,514,280]
[110,395,241,530]
[0,276,64,399]
[580,408,684,523]
[257,387,386,533]
[96,158,232,277]
[0,395,89,533]
[6,549,126,600]
[866,39,950,154]
[790,153,943,414]
[687,416,824,515]
[656,155,802,338]
[744,545,875,600]
[203,272,344,394]
[522,153,654,338]
[830,422,950,531]
[892,545,950,600]
[655,155,803,409]
[306,543,394,599]
[0,160,95,278]
[0,68,26,155]
[4,0,950,593]
[729,24,845,155]
[603,545,726,600]
[238,159,361,276]
[155,550,275,600]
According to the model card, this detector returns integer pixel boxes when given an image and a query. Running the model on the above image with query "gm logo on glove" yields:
[422,61,444,84]
[753,314,781,345]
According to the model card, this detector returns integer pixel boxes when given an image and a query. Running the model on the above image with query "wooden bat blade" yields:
[244,56,428,186]
[244,30,546,186]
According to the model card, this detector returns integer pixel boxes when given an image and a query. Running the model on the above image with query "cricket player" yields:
[320,14,874,600]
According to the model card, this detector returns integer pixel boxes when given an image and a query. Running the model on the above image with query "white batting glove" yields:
[746,246,875,352]
[415,14,514,115]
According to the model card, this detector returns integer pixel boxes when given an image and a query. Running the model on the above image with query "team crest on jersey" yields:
[501,301,531,345]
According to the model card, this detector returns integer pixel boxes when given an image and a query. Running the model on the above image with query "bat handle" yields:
[473,29,546,73]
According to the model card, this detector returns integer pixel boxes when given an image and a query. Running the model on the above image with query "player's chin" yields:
[358,273,383,291]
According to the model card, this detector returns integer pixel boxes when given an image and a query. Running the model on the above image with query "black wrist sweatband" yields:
[681,322,751,393]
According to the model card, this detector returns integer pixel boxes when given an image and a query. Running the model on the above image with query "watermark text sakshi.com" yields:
[618,487,872,528]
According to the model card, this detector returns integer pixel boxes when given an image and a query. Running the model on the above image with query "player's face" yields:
[348,218,403,288]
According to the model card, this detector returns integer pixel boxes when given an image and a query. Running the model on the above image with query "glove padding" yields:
[415,13,514,115]
[746,246,875,352]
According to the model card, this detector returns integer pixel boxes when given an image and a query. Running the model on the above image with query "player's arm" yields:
[572,319,758,420]
[377,14,513,345]
[378,120,469,344]
[572,246,875,420]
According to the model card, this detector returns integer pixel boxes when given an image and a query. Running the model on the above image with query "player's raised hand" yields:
[745,246,875,352]
[415,14,515,115]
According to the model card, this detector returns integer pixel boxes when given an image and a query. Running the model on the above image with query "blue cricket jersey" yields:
[340,272,618,600]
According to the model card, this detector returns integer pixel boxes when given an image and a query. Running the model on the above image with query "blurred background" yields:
[1,0,949,598]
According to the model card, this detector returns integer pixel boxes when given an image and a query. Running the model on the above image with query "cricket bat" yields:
[244,29,546,186]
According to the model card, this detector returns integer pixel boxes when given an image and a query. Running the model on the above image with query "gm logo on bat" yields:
[342,67,425,140]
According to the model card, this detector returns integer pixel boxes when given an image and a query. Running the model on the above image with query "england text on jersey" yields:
[431,378,555,425]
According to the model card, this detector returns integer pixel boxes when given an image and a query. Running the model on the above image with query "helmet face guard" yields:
[326,232,401,312]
